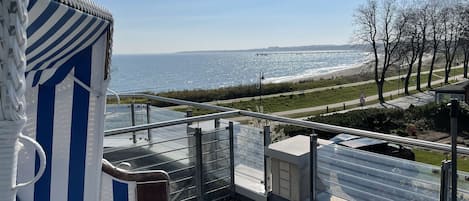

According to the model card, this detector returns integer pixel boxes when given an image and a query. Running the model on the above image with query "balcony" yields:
[104,94,469,201]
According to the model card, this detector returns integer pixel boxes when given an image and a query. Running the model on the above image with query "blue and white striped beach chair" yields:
[17,1,113,200]
[0,0,170,200]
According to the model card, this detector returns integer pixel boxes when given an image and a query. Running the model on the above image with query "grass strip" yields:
[219,73,440,113]
[414,148,469,172]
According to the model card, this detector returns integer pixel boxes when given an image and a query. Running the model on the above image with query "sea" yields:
[109,50,370,93]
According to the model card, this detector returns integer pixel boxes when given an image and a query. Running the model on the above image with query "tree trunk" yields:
[428,49,437,88]
[446,42,458,83]
[445,61,451,84]
[416,61,422,91]
[464,60,468,78]
[372,41,383,103]
[445,49,457,83]
[405,64,413,95]
[464,51,468,78]
[416,33,426,91]
[377,81,385,103]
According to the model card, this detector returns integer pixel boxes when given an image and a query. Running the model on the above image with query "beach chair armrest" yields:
[101,159,170,201]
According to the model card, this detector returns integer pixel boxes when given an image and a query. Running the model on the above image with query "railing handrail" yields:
[106,93,469,156]
[104,110,239,136]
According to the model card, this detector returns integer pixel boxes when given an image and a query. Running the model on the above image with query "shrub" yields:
[279,103,469,137]
[145,72,376,107]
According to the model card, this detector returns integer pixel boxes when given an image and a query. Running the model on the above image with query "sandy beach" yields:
[306,61,372,80]
[263,60,374,84]
[290,53,439,83]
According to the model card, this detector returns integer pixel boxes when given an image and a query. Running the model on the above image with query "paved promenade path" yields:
[228,75,466,122]
[317,91,436,117]
[167,66,463,110]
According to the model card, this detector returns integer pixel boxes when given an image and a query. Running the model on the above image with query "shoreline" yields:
[286,53,440,84]
[112,63,371,94]
[131,53,446,95]
[297,62,371,82]
[263,60,373,84]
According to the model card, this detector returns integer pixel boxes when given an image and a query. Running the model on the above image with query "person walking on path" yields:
[360,91,366,106]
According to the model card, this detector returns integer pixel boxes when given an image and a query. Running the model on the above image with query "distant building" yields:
[432,80,469,104]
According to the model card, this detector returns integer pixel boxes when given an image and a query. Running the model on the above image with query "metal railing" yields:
[105,93,469,201]
[307,99,467,201]
[104,105,237,201]
[308,134,469,201]
[113,93,469,155]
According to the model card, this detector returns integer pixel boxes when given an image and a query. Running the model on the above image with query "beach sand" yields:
[291,53,439,83]
[277,60,374,83]
[308,62,372,80]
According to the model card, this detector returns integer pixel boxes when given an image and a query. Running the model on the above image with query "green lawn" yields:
[181,73,449,117]
[174,71,458,117]
[109,66,462,119]
[286,65,453,92]
[107,97,148,104]
[433,67,465,77]
[414,148,469,172]
[219,73,439,113]
[174,107,217,116]
[284,92,413,118]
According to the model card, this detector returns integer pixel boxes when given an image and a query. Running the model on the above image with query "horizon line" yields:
[113,43,365,55]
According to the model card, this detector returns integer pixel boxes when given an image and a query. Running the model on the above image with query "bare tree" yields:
[460,40,469,78]
[415,2,429,91]
[441,4,461,83]
[355,0,406,103]
[399,8,421,95]
[458,3,469,78]
[355,0,380,100]
[461,37,469,79]
[427,0,442,88]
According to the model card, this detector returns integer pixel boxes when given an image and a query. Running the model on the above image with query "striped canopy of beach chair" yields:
[16,0,113,200]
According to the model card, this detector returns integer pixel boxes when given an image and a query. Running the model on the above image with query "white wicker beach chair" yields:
[16,0,112,200]
[0,0,169,201]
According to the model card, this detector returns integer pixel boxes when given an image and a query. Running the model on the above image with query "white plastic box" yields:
[266,135,332,201]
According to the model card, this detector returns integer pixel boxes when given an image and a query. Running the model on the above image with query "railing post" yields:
[130,103,137,143]
[228,122,236,198]
[310,133,318,201]
[146,102,152,141]
[440,160,451,201]
[194,128,205,201]
[214,118,220,129]
[450,99,459,201]
[263,125,271,195]
[186,109,196,178]
[214,118,220,170]
[186,109,193,133]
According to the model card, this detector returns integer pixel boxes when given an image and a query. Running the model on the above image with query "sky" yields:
[94,0,367,54]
